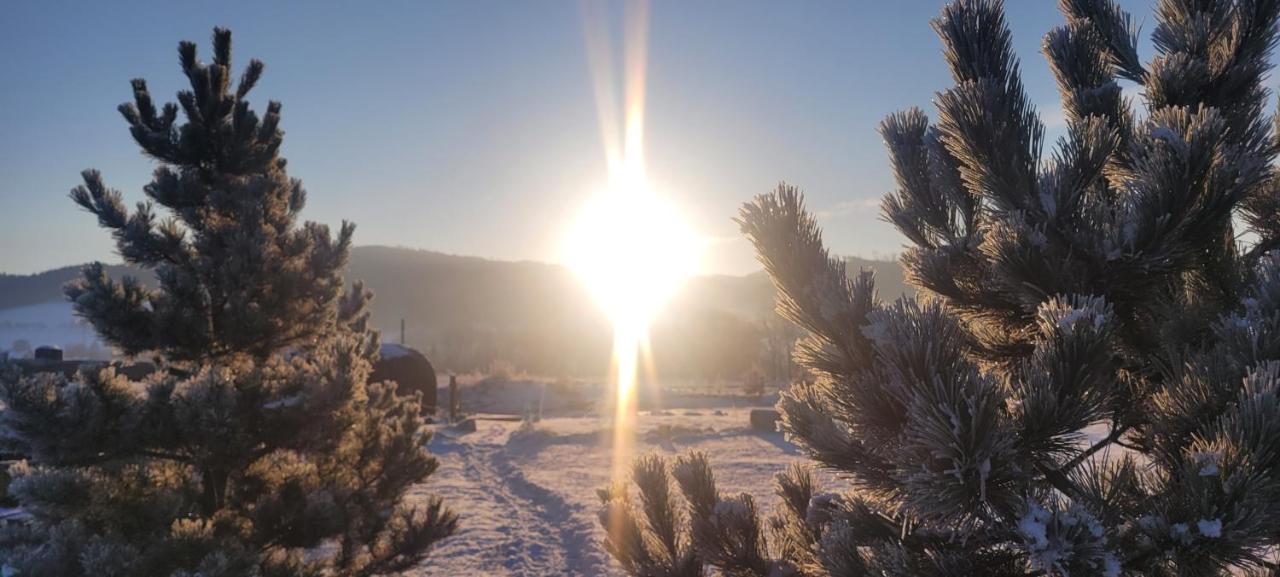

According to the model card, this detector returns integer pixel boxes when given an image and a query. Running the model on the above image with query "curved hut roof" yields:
[372,343,438,411]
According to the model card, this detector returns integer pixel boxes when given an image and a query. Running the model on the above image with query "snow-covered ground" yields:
[409,406,807,576]
[409,380,1117,576]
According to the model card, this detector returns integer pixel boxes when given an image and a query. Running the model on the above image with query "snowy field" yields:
[410,406,808,576]
[407,379,1116,576]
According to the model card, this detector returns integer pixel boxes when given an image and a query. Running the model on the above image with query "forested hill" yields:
[0,246,911,375]
[1,246,911,318]
[0,264,144,311]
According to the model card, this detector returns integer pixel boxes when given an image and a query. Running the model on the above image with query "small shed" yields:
[372,343,438,413]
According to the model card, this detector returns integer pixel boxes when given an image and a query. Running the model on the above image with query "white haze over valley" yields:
[0,302,101,356]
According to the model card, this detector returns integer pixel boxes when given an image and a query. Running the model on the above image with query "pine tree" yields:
[0,28,456,576]
[599,0,1280,575]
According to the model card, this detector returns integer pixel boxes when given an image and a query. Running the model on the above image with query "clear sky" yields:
[1,0,1156,275]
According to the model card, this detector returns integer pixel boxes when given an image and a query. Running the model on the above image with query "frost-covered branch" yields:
[604,1,1280,574]
[1,27,454,576]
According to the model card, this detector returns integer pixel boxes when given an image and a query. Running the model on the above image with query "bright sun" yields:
[563,164,703,481]
[564,170,701,334]
[571,0,702,481]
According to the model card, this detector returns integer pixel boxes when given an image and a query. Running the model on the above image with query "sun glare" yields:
[568,0,701,485]
[564,165,702,486]
[564,174,701,334]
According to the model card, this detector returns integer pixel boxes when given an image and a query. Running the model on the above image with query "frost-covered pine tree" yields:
[0,28,456,576]
[599,0,1280,575]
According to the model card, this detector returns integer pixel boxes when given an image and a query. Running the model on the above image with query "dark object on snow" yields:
[451,417,476,434]
[448,374,460,422]
[372,343,438,413]
[33,346,63,361]
[749,409,780,432]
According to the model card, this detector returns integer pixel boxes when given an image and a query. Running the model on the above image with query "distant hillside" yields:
[0,264,148,311]
[347,246,596,332]
[1,247,910,320]
[326,246,912,334]
[0,246,912,377]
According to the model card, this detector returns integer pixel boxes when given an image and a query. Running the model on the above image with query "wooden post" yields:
[448,374,460,422]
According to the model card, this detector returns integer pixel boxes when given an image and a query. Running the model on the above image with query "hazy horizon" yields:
[1,0,1156,276]
[0,242,903,279]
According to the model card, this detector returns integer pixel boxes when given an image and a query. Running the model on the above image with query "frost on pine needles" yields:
[597,0,1280,575]
[0,29,456,576]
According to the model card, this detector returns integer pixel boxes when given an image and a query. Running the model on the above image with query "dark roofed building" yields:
[371,343,439,414]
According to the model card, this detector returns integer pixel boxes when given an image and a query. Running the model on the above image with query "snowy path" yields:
[411,421,610,576]
[411,409,810,576]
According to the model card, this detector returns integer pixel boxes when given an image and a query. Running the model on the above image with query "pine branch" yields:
[586,0,1280,573]
[1061,421,1129,473]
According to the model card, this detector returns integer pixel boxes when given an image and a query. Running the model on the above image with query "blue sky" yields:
[0,0,1156,275]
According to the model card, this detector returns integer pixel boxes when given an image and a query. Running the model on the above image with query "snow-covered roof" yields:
[380,343,414,360]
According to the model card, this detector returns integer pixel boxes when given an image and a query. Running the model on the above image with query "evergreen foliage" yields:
[600,0,1280,574]
[0,28,456,576]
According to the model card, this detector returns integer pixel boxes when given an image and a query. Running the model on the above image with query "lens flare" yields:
[569,0,702,483]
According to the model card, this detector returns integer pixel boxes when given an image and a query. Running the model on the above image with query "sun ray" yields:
[570,0,700,485]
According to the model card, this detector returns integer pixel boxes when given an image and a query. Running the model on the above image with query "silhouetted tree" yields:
[0,28,455,576]
[600,0,1280,574]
